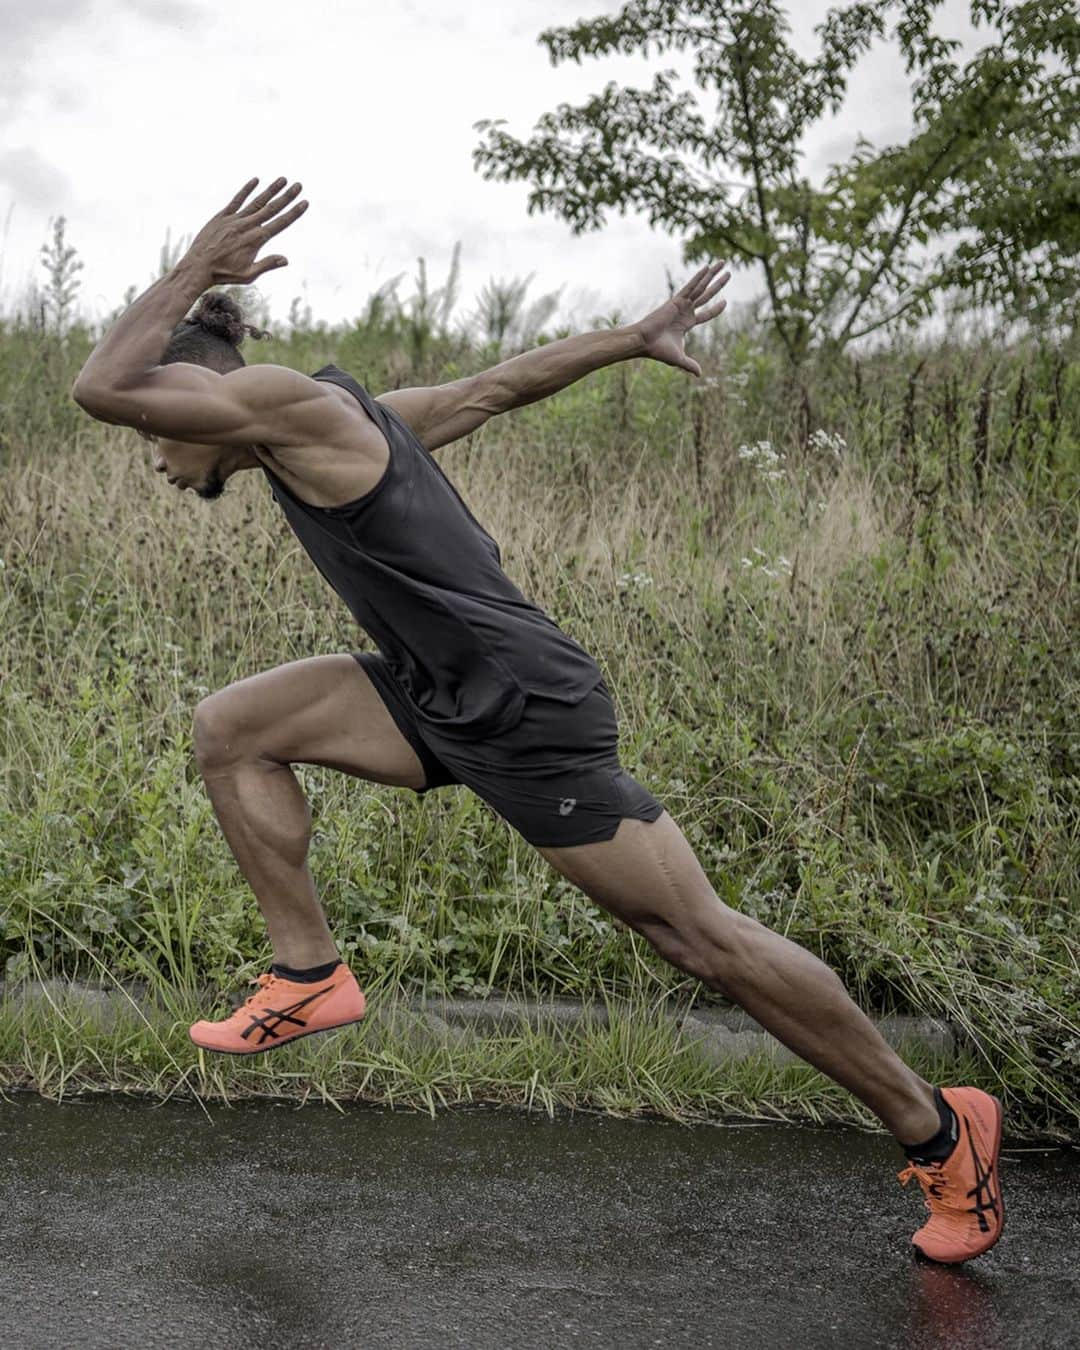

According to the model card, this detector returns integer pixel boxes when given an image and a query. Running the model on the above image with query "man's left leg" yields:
[538,809,1006,1264]
[538,809,938,1143]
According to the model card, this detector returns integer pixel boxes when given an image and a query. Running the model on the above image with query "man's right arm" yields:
[71,176,331,447]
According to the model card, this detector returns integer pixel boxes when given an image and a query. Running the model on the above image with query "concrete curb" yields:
[413,997,956,1063]
[0,979,958,1064]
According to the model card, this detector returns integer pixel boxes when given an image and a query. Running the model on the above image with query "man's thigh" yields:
[194,653,428,789]
[537,810,730,942]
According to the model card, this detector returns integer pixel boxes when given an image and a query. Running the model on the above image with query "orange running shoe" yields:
[189,963,366,1055]
[898,1086,1005,1264]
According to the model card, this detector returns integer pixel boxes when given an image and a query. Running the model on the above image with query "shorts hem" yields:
[516,797,665,849]
[351,651,456,793]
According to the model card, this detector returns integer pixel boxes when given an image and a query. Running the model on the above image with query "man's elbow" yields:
[475,370,516,416]
[71,376,118,420]
[72,374,99,411]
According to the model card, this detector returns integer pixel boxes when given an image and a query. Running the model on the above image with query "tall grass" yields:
[0,308,1077,1135]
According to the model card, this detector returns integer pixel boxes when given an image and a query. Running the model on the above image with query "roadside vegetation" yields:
[0,252,1076,1136]
[4,0,1078,1129]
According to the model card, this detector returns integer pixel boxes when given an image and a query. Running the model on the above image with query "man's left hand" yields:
[635,262,731,377]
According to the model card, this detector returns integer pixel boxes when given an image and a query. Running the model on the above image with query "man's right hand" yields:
[185,176,309,285]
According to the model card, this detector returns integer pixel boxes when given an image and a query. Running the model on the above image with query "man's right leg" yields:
[192,653,428,970]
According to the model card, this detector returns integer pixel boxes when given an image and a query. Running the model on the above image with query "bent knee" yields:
[192,692,261,768]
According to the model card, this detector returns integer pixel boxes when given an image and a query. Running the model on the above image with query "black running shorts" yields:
[352,652,664,848]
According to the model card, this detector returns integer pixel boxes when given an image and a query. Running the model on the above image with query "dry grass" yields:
[0,322,1077,1134]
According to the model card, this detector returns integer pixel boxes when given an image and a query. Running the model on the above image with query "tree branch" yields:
[730,42,797,363]
[691,215,765,263]
[847,288,934,341]
[835,69,1013,345]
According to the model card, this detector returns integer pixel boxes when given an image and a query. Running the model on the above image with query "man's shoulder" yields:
[224,362,326,396]
[222,364,351,422]
[228,363,380,455]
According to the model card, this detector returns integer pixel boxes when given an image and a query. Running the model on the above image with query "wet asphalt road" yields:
[0,1096,1076,1349]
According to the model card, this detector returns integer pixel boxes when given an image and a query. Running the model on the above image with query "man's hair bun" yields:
[189,292,248,346]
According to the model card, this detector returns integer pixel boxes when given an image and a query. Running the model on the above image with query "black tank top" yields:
[259,365,602,739]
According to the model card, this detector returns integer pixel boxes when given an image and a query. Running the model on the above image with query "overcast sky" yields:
[0,0,977,331]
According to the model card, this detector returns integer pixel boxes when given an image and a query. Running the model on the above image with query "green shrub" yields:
[1,317,1076,1134]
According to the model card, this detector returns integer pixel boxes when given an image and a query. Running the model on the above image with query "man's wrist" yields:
[619,322,649,357]
[173,252,216,292]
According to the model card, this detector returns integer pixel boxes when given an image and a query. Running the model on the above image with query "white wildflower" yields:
[616,571,653,591]
[741,549,792,580]
[808,428,847,458]
[737,440,786,481]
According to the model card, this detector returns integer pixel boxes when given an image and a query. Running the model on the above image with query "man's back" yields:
[260,364,602,739]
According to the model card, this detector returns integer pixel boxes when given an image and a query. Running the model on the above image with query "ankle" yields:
[270,954,342,983]
[271,941,340,970]
[889,1082,941,1147]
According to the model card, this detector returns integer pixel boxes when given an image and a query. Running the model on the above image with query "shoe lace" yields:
[237,972,278,1011]
[897,1160,967,1218]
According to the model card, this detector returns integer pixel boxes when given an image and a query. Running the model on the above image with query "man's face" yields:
[147,436,228,500]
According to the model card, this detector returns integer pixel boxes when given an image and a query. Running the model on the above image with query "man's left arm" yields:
[379,261,730,452]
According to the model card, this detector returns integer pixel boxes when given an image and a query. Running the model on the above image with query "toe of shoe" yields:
[188,1021,234,1051]
[912,1226,1001,1264]
[912,1236,958,1264]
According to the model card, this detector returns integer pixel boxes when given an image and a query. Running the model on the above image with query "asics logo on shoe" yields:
[559,797,577,816]
[241,984,335,1045]
[965,1120,1000,1234]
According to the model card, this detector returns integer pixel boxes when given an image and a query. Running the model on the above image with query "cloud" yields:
[0,147,70,209]
[122,0,205,27]
[0,0,95,110]
[397,1,464,35]
[0,0,205,112]
[0,0,92,37]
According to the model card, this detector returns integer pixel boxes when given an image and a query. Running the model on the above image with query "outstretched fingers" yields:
[239,176,289,217]
[262,197,309,238]
[221,177,260,215]
[694,269,731,312]
[695,298,728,324]
[219,175,303,222]
[679,259,726,302]
[233,176,309,245]
[676,263,711,300]
[250,180,303,223]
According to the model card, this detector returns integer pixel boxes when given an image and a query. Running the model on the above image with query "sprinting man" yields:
[73,178,1004,1264]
